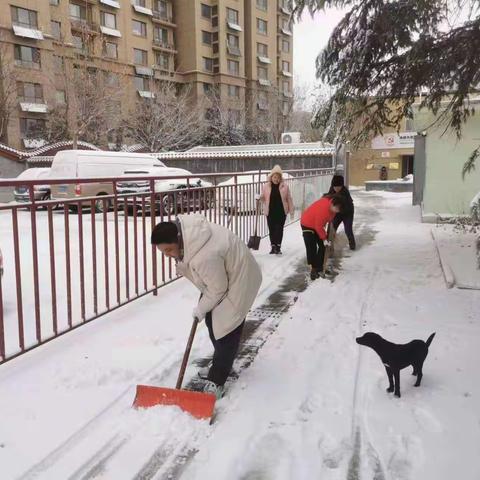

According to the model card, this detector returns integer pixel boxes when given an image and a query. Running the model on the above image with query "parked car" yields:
[13,168,51,204]
[117,167,214,215]
[49,150,166,212]
[217,171,319,214]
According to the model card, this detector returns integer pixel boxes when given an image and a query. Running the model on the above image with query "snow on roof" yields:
[0,141,100,160]
[154,142,335,160]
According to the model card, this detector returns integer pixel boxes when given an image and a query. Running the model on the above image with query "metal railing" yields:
[0,168,333,364]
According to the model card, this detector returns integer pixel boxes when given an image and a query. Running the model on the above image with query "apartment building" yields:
[0,0,294,150]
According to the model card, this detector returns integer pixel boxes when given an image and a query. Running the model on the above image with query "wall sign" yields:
[371,132,415,150]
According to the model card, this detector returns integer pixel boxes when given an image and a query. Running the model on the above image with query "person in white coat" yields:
[151,214,262,398]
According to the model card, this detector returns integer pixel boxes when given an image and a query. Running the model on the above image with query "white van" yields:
[50,150,166,212]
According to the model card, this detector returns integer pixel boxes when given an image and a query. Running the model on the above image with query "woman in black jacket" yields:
[328,175,356,250]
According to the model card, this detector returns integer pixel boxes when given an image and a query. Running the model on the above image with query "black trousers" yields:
[332,212,355,247]
[301,225,325,270]
[267,214,286,246]
[205,312,245,386]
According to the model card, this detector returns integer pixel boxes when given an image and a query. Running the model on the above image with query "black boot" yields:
[349,241,356,251]
[269,245,276,254]
[275,245,282,255]
[310,268,320,280]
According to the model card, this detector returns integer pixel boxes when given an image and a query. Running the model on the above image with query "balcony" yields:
[99,0,121,8]
[12,24,44,40]
[152,39,176,52]
[227,44,241,57]
[132,4,153,16]
[279,27,293,36]
[70,18,100,34]
[152,10,176,27]
[227,21,242,32]
[257,55,271,64]
[100,25,122,37]
[19,101,48,113]
[135,65,153,76]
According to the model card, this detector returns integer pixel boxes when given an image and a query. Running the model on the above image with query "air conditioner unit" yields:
[281,132,301,144]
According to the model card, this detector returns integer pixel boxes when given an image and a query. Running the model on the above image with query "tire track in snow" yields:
[17,349,178,480]
[346,269,387,480]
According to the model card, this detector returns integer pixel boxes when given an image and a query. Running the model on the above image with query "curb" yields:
[431,229,455,289]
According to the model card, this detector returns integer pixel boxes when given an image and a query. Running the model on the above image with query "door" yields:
[402,155,414,177]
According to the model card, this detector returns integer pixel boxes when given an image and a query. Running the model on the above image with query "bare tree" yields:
[124,80,207,151]
[0,36,17,144]
[201,88,246,146]
[244,86,294,144]
[41,23,126,148]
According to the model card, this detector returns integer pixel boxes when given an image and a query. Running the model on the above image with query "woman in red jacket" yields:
[301,194,344,279]
[259,165,294,255]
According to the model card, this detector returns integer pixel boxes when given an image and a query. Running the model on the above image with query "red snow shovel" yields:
[133,318,216,420]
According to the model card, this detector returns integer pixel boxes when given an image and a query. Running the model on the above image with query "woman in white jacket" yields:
[151,214,262,398]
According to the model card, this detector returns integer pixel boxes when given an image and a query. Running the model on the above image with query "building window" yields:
[69,3,87,20]
[55,90,66,104]
[282,60,290,72]
[256,0,268,10]
[105,72,119,87]
[203,82,213,94]
[72,34,83,50]
[227,34,239,48]
[50,0,60,5]
[154,0,168,18]
[227,59,239,76]
[51,21,61,39]
[155,52,169,70]
[20,118,45,138]
[282,101,290,115]
[134,0,146,6]
[257,42,268,56]
[17,82,44,103]
[53,55,64,71]
[133,48,148,65]
[134,76,149,91]
[202,30,213,45]
[228,84,240,98]
[11,6,38,28]
[257,18,267,35]
[14,45,41,69]
[257,66,268,80]
[103,41,118,59]
[101,11,117,29]
[201,4,211,19]
[227,8,239,25]
[282,18,291,32]
[154,26,169,45]
[203,57,214,72]
[282,39,290,53]
[283,80,290,93]
[132,20,147,37]
[228,109,241,126]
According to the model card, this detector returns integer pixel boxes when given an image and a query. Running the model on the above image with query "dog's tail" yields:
[426,332,436,348]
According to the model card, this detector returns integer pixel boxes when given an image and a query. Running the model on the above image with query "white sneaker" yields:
[197,361,212,380]
[203,380,224,400]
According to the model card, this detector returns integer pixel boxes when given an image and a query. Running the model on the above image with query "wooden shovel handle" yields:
[175,317,199,390]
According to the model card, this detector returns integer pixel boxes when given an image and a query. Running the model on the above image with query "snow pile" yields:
[432,225,480,289]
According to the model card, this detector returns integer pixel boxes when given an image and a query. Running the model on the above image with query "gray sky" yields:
[293,9,346,93]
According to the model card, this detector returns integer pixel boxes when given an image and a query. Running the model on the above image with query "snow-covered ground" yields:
[1,191,479,480]
[432,225,480,289]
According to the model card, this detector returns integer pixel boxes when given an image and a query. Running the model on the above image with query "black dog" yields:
[356,332,436,398]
